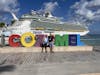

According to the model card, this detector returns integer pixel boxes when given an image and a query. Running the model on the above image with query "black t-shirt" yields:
[48,36,54,42]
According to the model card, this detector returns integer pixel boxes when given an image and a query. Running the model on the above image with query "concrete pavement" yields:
[0,51,100,75]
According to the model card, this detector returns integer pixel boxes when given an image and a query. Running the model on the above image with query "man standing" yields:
[48,33,54,53]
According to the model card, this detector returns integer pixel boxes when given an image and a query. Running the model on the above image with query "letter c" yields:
[9,34,21,47]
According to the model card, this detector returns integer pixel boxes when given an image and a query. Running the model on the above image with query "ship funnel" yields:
[10,12,19,21]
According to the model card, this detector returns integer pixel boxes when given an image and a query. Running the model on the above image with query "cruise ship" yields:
[1,10,89,36]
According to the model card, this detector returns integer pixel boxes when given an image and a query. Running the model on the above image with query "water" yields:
[81,34,100,46]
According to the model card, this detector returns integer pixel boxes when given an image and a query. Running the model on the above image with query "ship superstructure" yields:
[1,10,89,36]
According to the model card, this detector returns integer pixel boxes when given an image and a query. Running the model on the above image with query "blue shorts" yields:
[49,42,53,47]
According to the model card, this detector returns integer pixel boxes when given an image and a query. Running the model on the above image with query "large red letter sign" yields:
[9,35,21,47]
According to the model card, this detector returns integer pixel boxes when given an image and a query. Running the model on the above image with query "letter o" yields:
[9,34,21,47]
[21,32,36,47]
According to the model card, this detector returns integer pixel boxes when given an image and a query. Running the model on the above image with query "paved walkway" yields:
[0,51,100,75]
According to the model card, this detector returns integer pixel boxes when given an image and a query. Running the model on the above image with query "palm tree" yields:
[0,22,5,28]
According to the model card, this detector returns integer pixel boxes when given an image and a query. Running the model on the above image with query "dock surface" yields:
[0,46,99,75]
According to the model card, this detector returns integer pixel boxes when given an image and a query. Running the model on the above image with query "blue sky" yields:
[18,0,78,18]
[0,0,100,34]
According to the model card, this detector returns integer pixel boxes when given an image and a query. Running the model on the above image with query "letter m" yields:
[54,35,68,46]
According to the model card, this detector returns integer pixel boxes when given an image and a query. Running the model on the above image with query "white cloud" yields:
[43,2,58,12]
[70,0,100,25]
[0,0,19,23]
[89,0,100,7]
[0,0,19,13]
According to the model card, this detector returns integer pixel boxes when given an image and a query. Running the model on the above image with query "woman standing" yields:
[41,36,48,53]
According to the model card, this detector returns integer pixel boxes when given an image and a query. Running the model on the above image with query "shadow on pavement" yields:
[93,46,100,52]
[0,65,16,73]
